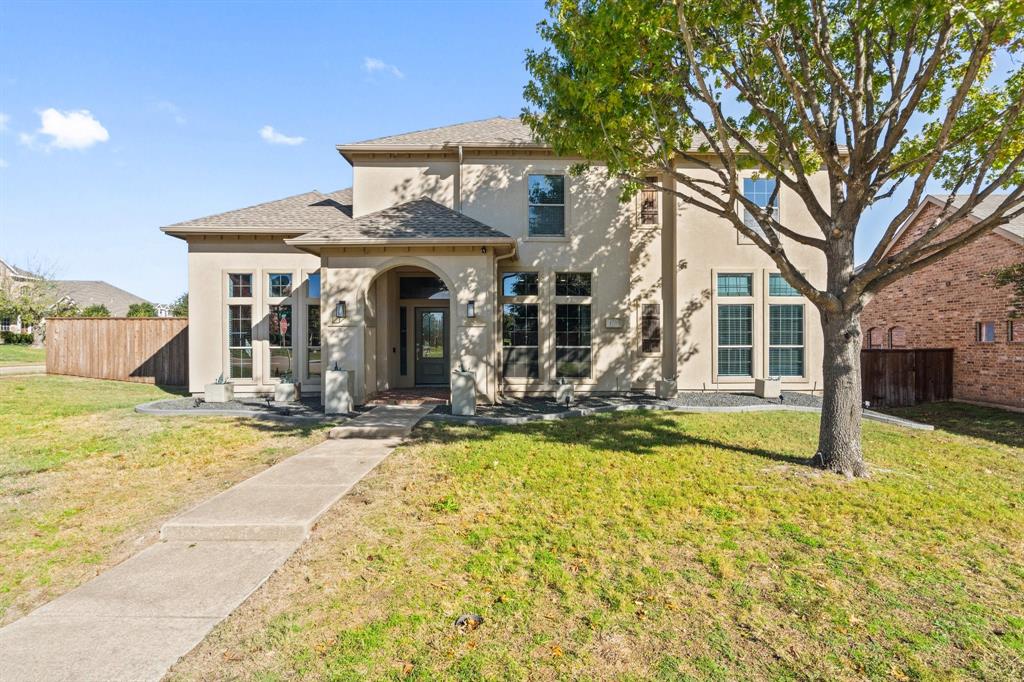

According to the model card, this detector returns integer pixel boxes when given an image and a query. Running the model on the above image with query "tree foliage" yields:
[80,304,111,317]
[994,262,1024,317]
[523,0,1024,311]
[170,292,188,317]
[126,302,158,318]
[523,0,1024,475]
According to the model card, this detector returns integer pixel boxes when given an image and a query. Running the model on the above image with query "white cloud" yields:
[363,57,404,79]
[259,125,305,146]
[35,108,110,149]
[0,113,9,132]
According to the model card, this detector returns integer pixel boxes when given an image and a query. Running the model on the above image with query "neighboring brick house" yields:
[861,194,1024,411]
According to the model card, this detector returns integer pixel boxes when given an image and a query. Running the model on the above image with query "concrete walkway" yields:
[0,404,432,682]
[0,364,45,376]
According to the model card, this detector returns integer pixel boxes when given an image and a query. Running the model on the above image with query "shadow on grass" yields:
[414,409,815,468]
[880,401,1023,449]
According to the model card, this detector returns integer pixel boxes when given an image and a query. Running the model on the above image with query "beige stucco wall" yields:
[186,237,321,395]
[350,153,828,394]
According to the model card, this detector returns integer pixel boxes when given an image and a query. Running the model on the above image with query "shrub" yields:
[126,302,158,318]
[80,304,111,318]
[1,331,34,345]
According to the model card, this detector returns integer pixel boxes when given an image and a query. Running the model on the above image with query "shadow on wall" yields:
[129,325,189,387]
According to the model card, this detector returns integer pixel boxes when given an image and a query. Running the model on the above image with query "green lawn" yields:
[0,345,45,367]
[0,375,329,624]
[170,406,1024,681]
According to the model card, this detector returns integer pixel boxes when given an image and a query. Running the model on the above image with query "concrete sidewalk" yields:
[0,404,432,682]
[0,364,45,376]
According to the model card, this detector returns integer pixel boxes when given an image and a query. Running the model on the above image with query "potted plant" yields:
[204,374,234,403]
[274,370,300,402]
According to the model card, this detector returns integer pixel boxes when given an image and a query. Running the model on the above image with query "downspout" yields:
[456,144,464,212]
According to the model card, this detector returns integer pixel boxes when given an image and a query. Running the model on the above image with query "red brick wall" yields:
[861,204,1024,409]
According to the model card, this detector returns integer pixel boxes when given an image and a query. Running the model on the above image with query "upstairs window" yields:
[528,174,565,236]
[742,178,779,231]
[639,176,659,226]
[976,321,996,343]
[889,326,907,348]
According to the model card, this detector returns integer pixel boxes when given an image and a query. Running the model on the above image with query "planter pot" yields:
[204,382,234,403]
[325,368,354,414]
[754,378,781,400]
[451,369,476,416]
[274,383,299,403]
[655,379,678,400]
[555,382,575,407]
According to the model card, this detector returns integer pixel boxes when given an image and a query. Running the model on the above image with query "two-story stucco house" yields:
[162,117,829,406]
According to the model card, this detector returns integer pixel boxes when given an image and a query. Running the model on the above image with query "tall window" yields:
[268,273,292,297]
[556,304,592,378]
[227,305,252,379]
[718,304,753,376]
[866,327,885,349]
[976,321,996,343]
[768,273,800,297]
[641,303,661,353]
[717,273,752,297]
[502,272,539,297]
[769,304,804,376]
[742,178,779,231]
[528,174,565,236]
[307,272,321,299]
[502,303,539,378]
[307,304,321,379]
[268,304,293,378]
[0,318,10,332]
[639,176,659,225]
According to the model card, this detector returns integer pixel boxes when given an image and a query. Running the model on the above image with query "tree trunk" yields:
[815,310,869,478]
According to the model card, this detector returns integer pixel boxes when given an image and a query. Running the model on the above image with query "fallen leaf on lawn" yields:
[551,645,564,657]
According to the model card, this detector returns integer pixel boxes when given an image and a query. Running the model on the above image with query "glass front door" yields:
[414,308,448,385]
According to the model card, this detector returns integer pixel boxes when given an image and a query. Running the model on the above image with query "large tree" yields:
[523,0,1024,477]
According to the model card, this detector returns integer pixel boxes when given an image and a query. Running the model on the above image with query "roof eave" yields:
[160,226,312,239]
[284,235,517,254]
[336,142,550,163]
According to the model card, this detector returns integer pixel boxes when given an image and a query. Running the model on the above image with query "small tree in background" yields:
[524,0,1024,477]
[80,304,111,318]
[126,302,158,318]
[169,292,188,317]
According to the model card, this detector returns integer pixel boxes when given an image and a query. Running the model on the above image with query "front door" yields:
[414,307,449,385]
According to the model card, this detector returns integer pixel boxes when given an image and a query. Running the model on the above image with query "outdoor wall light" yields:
[466,300,476,318]
[335,301,347,319]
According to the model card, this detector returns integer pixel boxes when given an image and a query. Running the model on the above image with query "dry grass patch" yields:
[169,408,1024,681]
[0,375,328,623]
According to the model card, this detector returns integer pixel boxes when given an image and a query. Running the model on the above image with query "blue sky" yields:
[0,1,959,304]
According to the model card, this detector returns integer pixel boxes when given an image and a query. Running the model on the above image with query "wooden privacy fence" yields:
[46,317,188,386]
[861,348,953,407]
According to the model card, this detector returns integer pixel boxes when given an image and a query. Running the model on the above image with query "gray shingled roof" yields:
[54,281,149,317]
[341,117,538,148]
[287,198,513,247]
[948,193,1024,240]
[163,189,353,234]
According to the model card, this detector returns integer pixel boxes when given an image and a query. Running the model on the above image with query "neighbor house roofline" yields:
[878,193,1024,260]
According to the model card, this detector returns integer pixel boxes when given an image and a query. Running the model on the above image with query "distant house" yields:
[52,281,150,317]
[861,194,1024,411]
[0,258,41,335]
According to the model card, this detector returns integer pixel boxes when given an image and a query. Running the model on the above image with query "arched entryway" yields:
[363,259,457,399]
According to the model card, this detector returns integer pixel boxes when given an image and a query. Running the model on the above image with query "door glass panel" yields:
[419,311,445,358]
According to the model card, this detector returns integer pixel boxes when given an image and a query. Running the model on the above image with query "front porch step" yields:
[327,404,435,440]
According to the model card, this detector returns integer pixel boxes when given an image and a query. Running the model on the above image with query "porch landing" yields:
[366,387,450,406]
